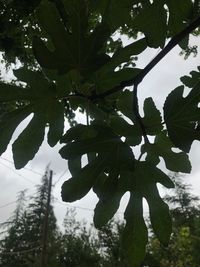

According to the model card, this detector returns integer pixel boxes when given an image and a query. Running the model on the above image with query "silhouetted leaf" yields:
[122,193,148,267]
[47,100,64,147]
[0,67,64,167]
[166,0,193,35]
[130,161,174,245]
[133,2,167,48]
[94,192,122,228]
[0,107,31,155]
[164,85,200,152]
[61,155,108,202]
[12,112,46,169]
[142,97,163,135]
[144,131,191,173]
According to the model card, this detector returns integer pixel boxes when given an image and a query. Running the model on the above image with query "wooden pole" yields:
[41,170,53,267]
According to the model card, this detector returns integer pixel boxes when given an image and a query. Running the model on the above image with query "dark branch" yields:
[90,15,200,100]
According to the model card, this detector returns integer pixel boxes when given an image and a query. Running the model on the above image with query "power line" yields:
[53,168,68,186]
[0,200,17,209]
[0,161,36,185]
[0,191,38,210]
[0,156,43,176]
[54,199,94,212]
[54,199,149,216]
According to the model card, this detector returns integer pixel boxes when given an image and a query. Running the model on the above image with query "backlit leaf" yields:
[61,155,108,202]
[0,107,31,155]
[142,97,163,135]
[12,112,46,169]
[133,2,167,48]
[130,162,174,245]
[164,84,200,152]
[122,193,148,267]
[144,131,191,173]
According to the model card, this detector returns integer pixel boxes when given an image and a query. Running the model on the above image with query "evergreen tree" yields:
[59,208,102,267]
[0,168,61,267]
[97,218,128,267]
[0,190,29,267]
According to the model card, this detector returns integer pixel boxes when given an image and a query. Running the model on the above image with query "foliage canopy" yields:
[0,0,200,266]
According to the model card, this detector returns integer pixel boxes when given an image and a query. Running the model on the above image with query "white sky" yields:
[0,35,200,230]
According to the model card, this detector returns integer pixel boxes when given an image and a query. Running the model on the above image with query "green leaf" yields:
[180,67,200,88]
[60,135,117,159]
[0,83,32,102]
[47,100,64,147]
[147,186,172,245]
[96,68,141,94]
[61,124,95,142]
[142,97,163,135]
[33,1,74,72]
[144,131,191,173]
[12,112,46,169]
[117,90,135,121]
[33,37,61,70]
[166,0,193,35]
[99,38,147,74]
[92,0,134,30]
[94,192,122,228]
[61,155,107,202]
[68,157,82,176]
[133,2,167,48]
[164,84,200,152]
[34,0,110,75]
[0,107,31,155]
[122,193,148,267]
[60,124,120,160]
[0,67,66,167]
[94,143,134,227]
[130,162,174,244]
[87,23,111,60]
[13,68,49,94]
[110,116,141,146]
[55,72,73,96]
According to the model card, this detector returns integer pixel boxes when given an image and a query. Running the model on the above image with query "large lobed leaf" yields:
[59,122,175,266]
[0,1,197,266]
[33,0,147,98]
[143,131,191,173]
[0,67,65,168]
[164,68,200,152]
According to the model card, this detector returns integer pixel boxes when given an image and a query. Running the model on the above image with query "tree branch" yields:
[90,15,200,100]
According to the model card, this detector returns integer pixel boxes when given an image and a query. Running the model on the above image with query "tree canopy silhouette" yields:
[0,1,200,266]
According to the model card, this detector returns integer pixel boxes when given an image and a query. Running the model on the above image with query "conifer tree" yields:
[0,190,29,267]
[0,168,61,267]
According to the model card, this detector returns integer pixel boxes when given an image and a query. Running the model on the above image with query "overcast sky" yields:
[0,36,200,229]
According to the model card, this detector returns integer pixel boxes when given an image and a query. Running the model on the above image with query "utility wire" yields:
[0,201,17,209]
[0,156,43,176]
[54,199,125,215]
[54,199,94,212]
[0,191,38,210]
[0,161,37,185]
[53,168,68,186]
